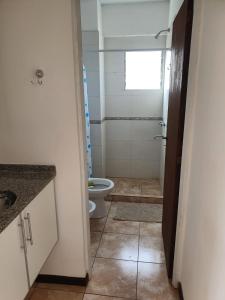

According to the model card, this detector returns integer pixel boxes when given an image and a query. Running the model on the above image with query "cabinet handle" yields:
[24,213,34,245]
[18,217,27,253]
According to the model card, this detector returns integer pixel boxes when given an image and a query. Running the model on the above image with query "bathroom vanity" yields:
[0,165,58,300]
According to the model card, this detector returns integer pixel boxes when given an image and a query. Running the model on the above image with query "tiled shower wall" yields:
[82,31,106,177]
[104,37,164,179]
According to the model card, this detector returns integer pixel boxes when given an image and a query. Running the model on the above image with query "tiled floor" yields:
[28,201,178,300]
[106,177,163,204]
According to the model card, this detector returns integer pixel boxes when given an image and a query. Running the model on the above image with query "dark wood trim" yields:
[162,0,194,278]
[36,274,89,286]
[178,282,184,300]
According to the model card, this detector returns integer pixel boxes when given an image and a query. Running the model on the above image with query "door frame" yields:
[162,0,194,279]
[172,0,203,286]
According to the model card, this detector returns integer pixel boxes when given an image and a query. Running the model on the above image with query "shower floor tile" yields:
[106,177,163,204]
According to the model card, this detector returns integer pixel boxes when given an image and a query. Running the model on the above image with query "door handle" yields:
[18,217,27,253]
[154,135,167,140]
[24,213,34,245]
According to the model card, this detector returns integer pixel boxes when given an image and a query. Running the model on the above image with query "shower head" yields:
[155,28,170,39]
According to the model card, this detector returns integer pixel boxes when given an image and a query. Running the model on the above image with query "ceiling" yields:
[101,0,169,5]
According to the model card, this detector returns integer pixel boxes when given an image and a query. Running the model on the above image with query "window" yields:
[125,51,162,90]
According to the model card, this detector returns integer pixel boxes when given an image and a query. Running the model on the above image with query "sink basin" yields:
[0,191,17,213]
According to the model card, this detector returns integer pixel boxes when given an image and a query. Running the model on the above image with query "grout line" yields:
[92,256,166,265]
[101,231,140,237]
[93,201,112,259]
[95,256,138,263]
[87,202,112,292]
[84,292,136,299]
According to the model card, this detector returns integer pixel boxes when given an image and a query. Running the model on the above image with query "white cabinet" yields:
[0,216,29,300]
[22,181,58,286]
[0,180,58,300]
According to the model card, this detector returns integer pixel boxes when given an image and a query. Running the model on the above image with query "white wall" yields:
[0,0,89,278]
[102,1,169,37]
[102,1,169,179]
[174,0,225,298]
[80,0,99,31]
[104,37,165,178]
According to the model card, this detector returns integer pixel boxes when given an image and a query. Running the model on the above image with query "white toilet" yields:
[88,178,114,218]
[89,200,96,217]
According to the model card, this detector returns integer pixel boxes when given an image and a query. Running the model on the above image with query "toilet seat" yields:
[88,178,114,218]
[88,178,114,196]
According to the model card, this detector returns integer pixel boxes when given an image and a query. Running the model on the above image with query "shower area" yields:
[80,0,171,205]
[104,47,166,204]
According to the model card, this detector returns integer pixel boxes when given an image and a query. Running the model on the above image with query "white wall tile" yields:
[106,120,131,141]
[104,36,166,50]
[130,159,160,179]
[92,145,102,166]
[82,31,99,49]
[131,140,161,161]
[90,124,102,146]
[106,141,131,160]
[130,121,162,141]
[102,36,165,179]
[105,72,125,96]
[106,96,131,117]
[86,71,100,97]
[106,159,130,177]
[88,97,101,120]
[83,52,99,73]
[92,164,105,178]
[105,52,125,73]
[131,93,163,117]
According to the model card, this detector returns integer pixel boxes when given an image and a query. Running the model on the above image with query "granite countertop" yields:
[0,164,56,234]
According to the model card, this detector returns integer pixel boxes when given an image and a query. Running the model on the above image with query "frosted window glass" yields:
[125,51,162,90]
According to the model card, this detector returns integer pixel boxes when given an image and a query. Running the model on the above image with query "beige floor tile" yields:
[137,262,179,300]
[104,218,139,235]
[91,232,102,257]
[90,217,107,232]
[86,258,137,299]
[97,233,139,261]
[117,180,141,195]
[139,236,165,263]
[90,256,95,268]
[108,203,118,218]
[29,288,84,300]
[84,294,126,300]
[105,201,111,214]
[35,283,85,293]
[140,223,162,237]
[141,182,162,197]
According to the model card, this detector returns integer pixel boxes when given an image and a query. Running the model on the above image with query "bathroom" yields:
[81,0,171,221]
[0,0,186,299]
[2,0,225,299]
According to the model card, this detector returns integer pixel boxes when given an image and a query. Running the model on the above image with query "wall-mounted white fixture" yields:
[30,69,44,86]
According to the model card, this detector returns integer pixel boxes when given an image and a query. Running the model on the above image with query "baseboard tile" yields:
[36,274,89,286]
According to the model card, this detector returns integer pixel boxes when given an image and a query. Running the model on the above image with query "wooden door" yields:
[162,0,193,278]
[23,181,58,285]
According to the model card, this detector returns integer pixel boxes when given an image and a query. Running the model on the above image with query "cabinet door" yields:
[23,181,58,285]
[0,216,29,300]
